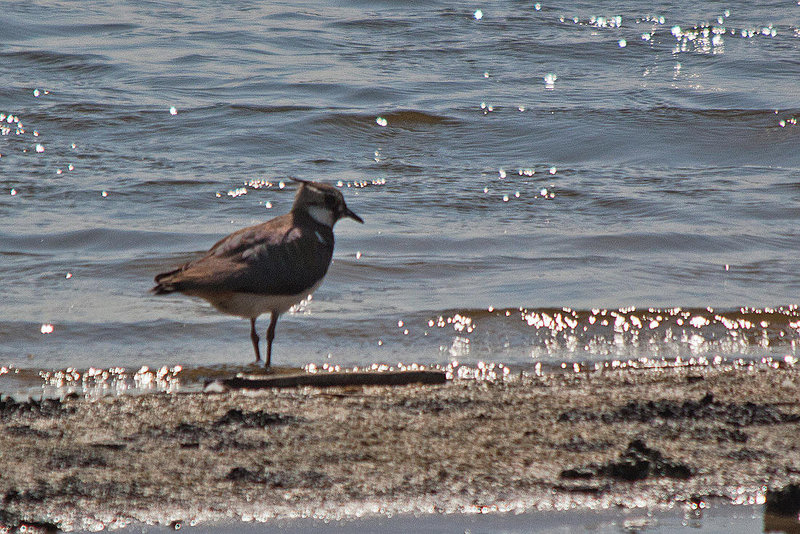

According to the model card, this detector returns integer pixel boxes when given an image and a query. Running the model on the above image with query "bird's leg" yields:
[265,312,279,369]
[250,318,261,363]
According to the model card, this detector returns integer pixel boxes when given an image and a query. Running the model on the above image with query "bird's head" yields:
[290,178,364,227]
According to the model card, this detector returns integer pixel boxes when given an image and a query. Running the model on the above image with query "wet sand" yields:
[2,363,800,531]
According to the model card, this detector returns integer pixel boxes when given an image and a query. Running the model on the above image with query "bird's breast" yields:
[201,279,324,318]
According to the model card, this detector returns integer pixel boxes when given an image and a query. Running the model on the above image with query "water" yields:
[74,501,770,534]
[2,0,800,394]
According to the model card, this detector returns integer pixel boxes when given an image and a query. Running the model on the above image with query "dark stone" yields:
[4,425,51,438]
[715,427,749,443]
[214,409,301,428]
[47,450,107,469]
[765,484,800,517]
[604,455,652,481]
[0,510,60,534]
[226,467,264,483]
[90,442,127,450]
[5,481,49,503]
[659,461,693,479]
[225,467,329,488]
[162,422,209,446]
[726,448,773,461]
[604,439,692,480]
[141,421,209,445]
[395,397,476,414]
[174,422,205,435]
[552,482,608,494]
[559,439,692,482]
[560,467,595,479]
[208,434,265,451]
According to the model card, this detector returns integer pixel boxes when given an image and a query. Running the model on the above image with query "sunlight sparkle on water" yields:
[40,365,183,397]
[389,306,800,368]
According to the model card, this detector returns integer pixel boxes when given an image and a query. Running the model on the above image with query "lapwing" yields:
[152,178,363,368]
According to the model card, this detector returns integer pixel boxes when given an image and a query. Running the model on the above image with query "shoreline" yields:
[2,364,800,531]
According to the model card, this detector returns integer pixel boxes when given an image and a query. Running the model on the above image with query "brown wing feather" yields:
[152,213,334,296]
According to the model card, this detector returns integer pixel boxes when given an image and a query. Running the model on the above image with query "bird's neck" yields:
[302,205,335,228]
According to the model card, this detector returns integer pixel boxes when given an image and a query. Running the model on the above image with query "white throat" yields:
[307,206,335,227]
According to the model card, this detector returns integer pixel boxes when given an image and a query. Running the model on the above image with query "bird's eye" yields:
[325,196,336,209]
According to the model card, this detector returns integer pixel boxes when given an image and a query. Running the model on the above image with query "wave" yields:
[0,228,184,254]
[229,104,317,114]
[0,49,115,75]
[316,109,460,131]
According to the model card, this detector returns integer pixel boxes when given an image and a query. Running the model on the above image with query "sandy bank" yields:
[2,364,800,531]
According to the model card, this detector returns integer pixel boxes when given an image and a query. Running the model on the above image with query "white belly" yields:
[192,280,323,319]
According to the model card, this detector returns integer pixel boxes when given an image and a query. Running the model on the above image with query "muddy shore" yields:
[2,364,800,531]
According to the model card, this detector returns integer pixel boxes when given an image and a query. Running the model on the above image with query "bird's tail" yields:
[151,268,183,295]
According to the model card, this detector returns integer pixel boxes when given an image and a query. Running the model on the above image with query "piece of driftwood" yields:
[205,370,448,391]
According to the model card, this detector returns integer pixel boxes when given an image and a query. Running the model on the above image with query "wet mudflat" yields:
[2,364,800,531]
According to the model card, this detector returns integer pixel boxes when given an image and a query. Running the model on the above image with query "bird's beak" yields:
[344,207,364,224]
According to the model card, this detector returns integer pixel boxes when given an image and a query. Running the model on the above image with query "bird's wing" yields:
[154,216,335,296]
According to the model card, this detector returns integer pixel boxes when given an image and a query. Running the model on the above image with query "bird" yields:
[152,178,363,368]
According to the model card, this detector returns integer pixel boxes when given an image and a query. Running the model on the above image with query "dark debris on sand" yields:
[558,392,800,427]
[0,396,72,419]
[561,439,693,481]
[213,408,303,428]
[225,466,330,488]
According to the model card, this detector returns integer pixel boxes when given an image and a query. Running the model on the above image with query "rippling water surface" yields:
[2,0,800,395]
